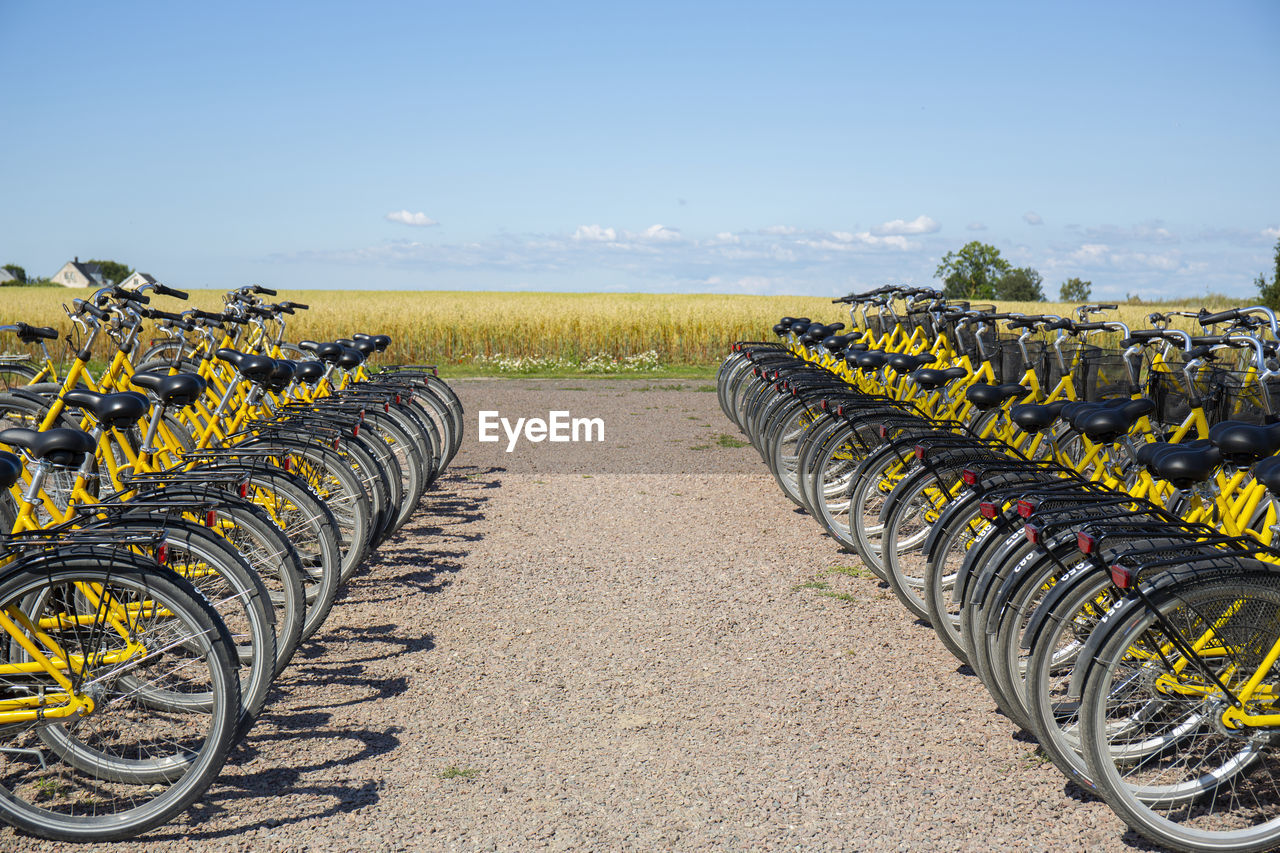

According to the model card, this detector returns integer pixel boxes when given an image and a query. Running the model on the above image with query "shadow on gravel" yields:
[1120,831,1165,851]
[1064,781,1102,803]
[144,726,404,842]
[132,467,500,842]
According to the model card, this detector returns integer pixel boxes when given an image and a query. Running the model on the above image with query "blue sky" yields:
[1,1,1276,298]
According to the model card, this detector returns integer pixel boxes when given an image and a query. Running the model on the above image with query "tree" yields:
[86,259,131,285]
[934,241,1011,300]
[995,266,1045,301]
[1256,238,1280,311]
[1059,277,1092,302]
[2,264,26,284]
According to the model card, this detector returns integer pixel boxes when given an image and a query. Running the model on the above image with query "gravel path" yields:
[4,379,1152,851]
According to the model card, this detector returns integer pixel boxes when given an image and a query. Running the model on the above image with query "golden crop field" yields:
[0,287,1239,372]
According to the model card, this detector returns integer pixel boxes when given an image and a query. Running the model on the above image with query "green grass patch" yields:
[792,580,831,592]
[716,433,749,448]
[439,766,480,780]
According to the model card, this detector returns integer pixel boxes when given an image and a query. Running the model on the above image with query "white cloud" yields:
[385,210,438,227]
[1064,242,1183,272]
[283,220,937,294]
[572,224,618,242]
[637,224,682,242]
[1023,211,1044,226]
[872,215,939,236]
[1264,226,1280,240]
[966,222,987,231]
[760,225,798,235]
[823,231,913,250]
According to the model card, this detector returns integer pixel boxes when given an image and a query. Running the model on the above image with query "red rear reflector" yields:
[820,399,828,412]
[979,501,998,519]
[1109,564,1135,589]
[1016,499,1036,518]
[961,469,978,486]
[395,393,401,405]
[282,456,292,472]
[384,400,390,413]
[332,437,341,450]
[836,405,844,417]
[352,423,361,438]
[155,541,169,564]
[238,481,249,498]
[879,425,889,439]
[914,444,926,460]
[1023,524,1041,545]
[1077,532,1097,554]
[205,509,217,527]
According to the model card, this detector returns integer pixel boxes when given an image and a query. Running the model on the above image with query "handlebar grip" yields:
[1199,308,1240,325]
[1044,319,1073,330]
[1096,304,1118,310]
[114,288,150,305]
[1125,329,1168,342]
[252,285,278,296]
[1072,322,1110,331]
[153,283,189,300]
[14,322,59,341]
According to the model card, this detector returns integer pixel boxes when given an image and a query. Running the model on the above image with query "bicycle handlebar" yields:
[151,282,189,300]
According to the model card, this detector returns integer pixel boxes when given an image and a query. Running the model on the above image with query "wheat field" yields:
[0,287,1234,371]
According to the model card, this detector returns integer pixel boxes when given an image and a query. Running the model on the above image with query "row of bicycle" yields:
[0,280,462,841]
[720,286,1280,852]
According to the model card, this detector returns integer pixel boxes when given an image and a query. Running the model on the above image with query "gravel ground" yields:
[4,378,1154,852]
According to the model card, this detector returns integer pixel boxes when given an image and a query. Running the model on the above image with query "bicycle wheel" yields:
[1022,564,1113,789]
[923,496,987,663]
[0,553,239,841]
[1081,570,1280,852]
[81,518,274,737]
[132,482,310,672]
[239,438,372,582]
[215,465,344,638]
[880,467,956,620]
[848,444,915,577]
[360,410,423,532]
[0,363,39,392]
